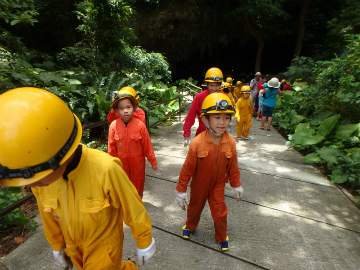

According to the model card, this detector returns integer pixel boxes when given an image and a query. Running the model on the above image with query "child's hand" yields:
[151,165,158,173]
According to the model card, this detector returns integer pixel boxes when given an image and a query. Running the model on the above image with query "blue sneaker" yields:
[181,225,193,239]
[218,236,229,251]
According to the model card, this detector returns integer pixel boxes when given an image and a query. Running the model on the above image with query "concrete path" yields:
[2,100,360,270]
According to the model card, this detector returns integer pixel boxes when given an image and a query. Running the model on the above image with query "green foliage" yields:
[0,0,38,26]
[0,187,38,233]
[283,56,316,84]
[273,35,360,196]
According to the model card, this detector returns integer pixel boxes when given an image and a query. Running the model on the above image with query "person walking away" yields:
[233,81,243,102]
[0,87,155,270]
[260,78,283,131]
[221,82,236,106]
[176,92,244,251]
[250,72,262,117]
[235,86,253,140]
[256,76,267,120]
[183,67,223,146]
[108,87,158,198]
[107,87,145,124]
[258,82,268,121]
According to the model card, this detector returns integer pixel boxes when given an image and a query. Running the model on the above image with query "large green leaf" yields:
[289,110,305,124]
[330,167,349,184]
[335,123,360,140]
[316,148,342,164]
[303,153,322,163]
[310,111,333,125]
[316,114,340,137]
[291,123,324,146]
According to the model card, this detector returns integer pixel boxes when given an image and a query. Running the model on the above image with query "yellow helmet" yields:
[111,86,139,108]
[226,77,233,83]
[0,87,82,186]
[200,93,235,116]
[236,81,242,86]
[281,79,286,83]
[221,82,230,90]
[240,85,251,93]
[204,67,224,83]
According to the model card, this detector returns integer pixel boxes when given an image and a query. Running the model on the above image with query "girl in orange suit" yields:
[108,87,158,198]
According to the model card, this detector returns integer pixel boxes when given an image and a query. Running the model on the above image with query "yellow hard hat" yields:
[0,87,82,186]
[236,81,242,86]
[204,67,224,83]
[240,85,251,93]
[221,82,230,90]
[281,79,286,83]
[201,93,235,116]
[226,77,233,83]
[111,86,139,108]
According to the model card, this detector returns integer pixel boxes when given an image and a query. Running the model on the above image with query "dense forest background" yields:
[1,0,359,82]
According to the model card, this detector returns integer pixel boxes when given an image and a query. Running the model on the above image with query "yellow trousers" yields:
[236,114,252,138]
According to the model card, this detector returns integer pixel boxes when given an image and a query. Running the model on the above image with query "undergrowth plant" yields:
[273,34,360,199]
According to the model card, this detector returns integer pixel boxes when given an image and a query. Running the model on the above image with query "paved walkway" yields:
[2,100,360,270]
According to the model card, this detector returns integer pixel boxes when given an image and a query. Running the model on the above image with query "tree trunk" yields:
[293,0,310,57]
[246,18,264,72]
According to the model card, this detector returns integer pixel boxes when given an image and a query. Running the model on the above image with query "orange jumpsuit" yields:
[32,145,152,270]
[108,117,157,198]
[235,97,252,138]
[107,108,146,124]
[176,130,241,242]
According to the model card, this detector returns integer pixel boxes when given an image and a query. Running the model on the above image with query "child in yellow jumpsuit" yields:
[0,87,155,270]
[221,82,236,106]
[176,93,244,251]
[235,85,253,140]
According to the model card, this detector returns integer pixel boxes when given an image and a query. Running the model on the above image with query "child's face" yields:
[262,77,267,83]
[116,98,134,123]
[204,113,231,135]
[207,82,222,94]
[242,93,250,99]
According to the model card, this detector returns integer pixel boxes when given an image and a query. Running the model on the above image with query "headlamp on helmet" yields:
[201,99,234,115]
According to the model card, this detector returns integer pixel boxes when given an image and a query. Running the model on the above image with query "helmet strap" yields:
[203,123,221,137]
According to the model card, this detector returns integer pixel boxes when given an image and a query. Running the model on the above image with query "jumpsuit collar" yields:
[62,144,82,180]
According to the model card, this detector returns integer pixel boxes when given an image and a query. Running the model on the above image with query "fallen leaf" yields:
[14,236,26,244]
[307,220,311,225]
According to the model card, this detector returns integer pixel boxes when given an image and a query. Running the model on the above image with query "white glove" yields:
[176,191,188,210]
[52,249,73,270]
[137,237,156,265]
[234,186,244,202]
[184,137,191,147]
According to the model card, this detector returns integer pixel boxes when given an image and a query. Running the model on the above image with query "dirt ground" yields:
[0,197,38,258]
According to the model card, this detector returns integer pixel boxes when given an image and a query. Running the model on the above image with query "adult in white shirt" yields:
[250,71,262,117]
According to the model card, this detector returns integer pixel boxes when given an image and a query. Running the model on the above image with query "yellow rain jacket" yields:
[235,97,253,138]
[32,144,152,270]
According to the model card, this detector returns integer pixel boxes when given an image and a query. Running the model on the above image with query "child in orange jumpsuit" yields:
[0,87,155,270]
[176,92,244,251]
[235,85,253,140]
[108,87,158,198]
[107,87,146,124]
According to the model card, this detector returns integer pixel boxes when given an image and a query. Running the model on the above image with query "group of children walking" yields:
[0,66,287,269]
